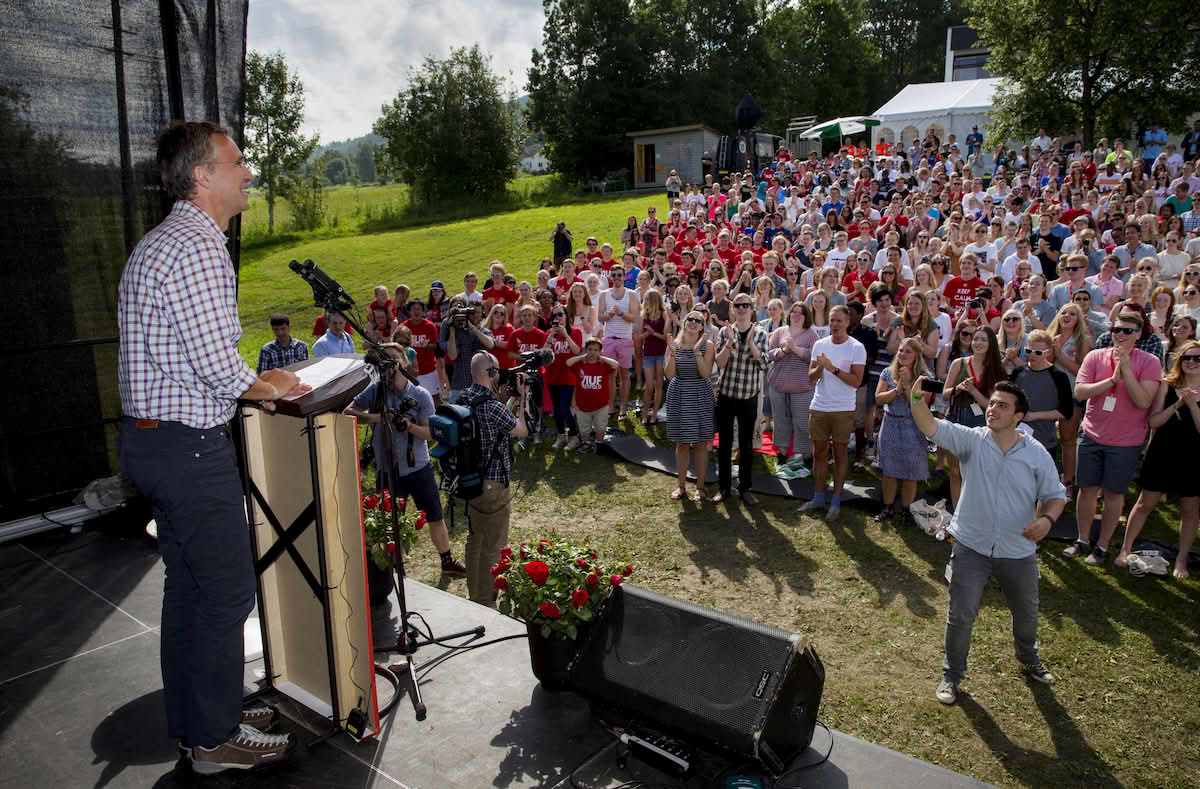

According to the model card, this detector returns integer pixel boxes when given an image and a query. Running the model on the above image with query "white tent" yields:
[871,78,1003,168]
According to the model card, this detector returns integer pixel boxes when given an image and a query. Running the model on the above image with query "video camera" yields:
[386,395,419,433]
[498,348,553,391]
[450,305,476,329]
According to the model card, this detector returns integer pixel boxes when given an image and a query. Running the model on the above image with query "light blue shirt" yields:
[932,421,1066,559]
[1142,128,1167,159]
[353,381,435,477]
[312,329,355,357]
[1048,280,1102,312]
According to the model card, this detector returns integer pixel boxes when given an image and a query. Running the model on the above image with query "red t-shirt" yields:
[1059,208,1088,227]
[544,326,583,386]
[548,275,583,296]
[403,318,440,375]
[665,251,683,267]
[573,361,613,412]
[312,315,354,337]
[716,246,738,266]
[943,276,985,313]
[489,323,517,368]
[483,285,518,306]
[509,327,547,358]
[841,269,878,301]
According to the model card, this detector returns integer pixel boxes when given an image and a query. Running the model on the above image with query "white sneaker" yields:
[552,434,567,450]
[565,435,580,451]
[935,679,958,705]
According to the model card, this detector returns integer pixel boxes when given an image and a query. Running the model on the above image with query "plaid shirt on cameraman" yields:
[118,201,257,429]
[715,324,768,400]
[256,338,309,373]
[463,384,516,483]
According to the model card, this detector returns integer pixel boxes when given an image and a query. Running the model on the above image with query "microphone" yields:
[364,345,422,388]
[520,348,555,368]
[289,259,354,311]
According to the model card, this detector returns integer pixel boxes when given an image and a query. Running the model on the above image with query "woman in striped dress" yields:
[665,310,716,502]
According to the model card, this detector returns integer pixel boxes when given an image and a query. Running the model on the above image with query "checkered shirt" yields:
[118,201,257,428]
[715,324,769,399]
[257,338,309,373]
[463,384,516,483]
[1180,210,1200,234]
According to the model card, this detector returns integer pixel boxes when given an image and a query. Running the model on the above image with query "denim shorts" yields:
[642,354,664,370]
[1076,433,1142,495]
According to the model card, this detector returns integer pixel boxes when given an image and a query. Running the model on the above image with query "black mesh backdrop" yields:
[0,0,248,518]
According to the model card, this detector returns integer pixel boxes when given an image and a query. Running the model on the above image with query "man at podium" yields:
[344,345,467,577]
[118,121,309,775]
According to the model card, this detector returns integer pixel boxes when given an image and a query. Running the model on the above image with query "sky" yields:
[247,0,544,143]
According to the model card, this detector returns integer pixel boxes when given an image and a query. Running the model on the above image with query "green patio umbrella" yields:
[796,116,881,140]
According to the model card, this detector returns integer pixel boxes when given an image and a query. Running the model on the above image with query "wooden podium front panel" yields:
[241,407,376,731]
[315,411,379,732]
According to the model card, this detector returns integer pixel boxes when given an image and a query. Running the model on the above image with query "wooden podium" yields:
[238,354,380,738]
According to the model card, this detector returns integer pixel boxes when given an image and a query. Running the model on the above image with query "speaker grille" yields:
[570,585,803,756]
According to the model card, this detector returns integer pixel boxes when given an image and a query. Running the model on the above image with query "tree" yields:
[967,0,1199,148]
[354,141,377,184]
[322,152,351,185]
[245,50,320,233]
[862,0,964,104]
[373,45,520,203]
[761,0,879,131]
[287,167,327,231]
[528,0,657,181]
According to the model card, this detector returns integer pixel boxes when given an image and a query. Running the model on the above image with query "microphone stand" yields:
[291,259,484,723]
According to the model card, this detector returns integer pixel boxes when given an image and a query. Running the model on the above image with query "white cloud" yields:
[247,0,543,142]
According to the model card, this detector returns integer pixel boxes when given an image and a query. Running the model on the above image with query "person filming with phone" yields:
[908,377,1066,706]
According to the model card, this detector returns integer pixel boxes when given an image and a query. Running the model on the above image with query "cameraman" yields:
[344,344,466,577]
[462,351,528,606]
[445,299,495,403]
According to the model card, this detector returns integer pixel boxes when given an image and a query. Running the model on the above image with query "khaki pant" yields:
[573,406,609,440]
[465,479,512,607]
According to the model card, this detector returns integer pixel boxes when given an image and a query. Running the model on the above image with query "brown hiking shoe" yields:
[190,724,297,775]
[441,557,467,577]
[241,704,279,731]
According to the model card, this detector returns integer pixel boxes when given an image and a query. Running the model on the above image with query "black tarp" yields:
[0,0,248,518]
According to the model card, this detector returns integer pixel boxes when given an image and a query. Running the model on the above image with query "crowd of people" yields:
[259,128,1200,581]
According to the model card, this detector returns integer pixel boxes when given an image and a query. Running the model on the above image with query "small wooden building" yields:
[626,124,722,188]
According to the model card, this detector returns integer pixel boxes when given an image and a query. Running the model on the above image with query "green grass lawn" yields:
[235,191,1200,789]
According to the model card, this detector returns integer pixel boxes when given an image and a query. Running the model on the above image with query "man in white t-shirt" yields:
[1032,129,1052,152]
[798,305,866,522]
[960,178,988,215]
[963,223,998,274]
[598,263,640,417]
[826,231,853,270]
[999,236,1043,283]
[872,230,911,273]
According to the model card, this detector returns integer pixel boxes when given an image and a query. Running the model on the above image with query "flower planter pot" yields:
[366,558,394,608]
[526,622,587,692]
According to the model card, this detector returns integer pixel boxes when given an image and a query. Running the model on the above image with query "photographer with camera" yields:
[344,345,466,577]
[462,351,529,606]
[445,298,495,403]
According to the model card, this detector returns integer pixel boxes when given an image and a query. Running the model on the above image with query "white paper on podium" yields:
[282,357,364,400]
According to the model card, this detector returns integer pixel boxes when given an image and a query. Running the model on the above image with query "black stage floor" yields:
[0,524,995,788]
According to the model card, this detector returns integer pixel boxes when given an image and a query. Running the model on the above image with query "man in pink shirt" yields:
[1064,310,1161,566]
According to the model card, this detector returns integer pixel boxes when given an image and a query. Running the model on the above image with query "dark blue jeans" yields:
[716,394,757,493]
[548,383,578,436]
[118,418,255,747]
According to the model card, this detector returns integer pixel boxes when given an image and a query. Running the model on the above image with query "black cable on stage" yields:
[771,721,834,788]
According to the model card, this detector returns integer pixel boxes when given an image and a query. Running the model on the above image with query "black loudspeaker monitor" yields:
[567,584,824,774]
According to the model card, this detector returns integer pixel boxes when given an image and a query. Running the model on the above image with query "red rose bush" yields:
[493,533,632,639]
[361,489,423,570]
